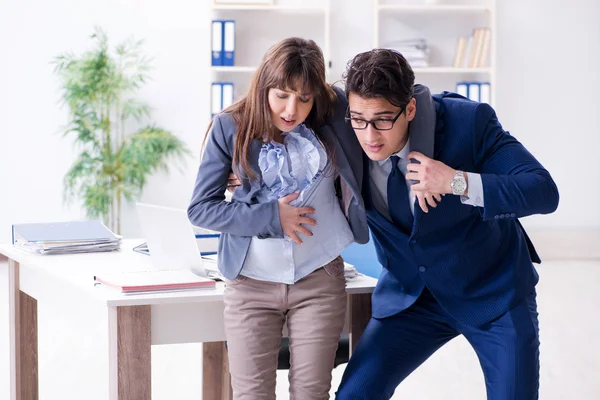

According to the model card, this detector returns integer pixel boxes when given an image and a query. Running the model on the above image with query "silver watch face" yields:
[451,177,467,195]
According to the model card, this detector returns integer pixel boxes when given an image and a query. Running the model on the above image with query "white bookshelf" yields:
[212,5,327,12]
[374,0,496,105]
[378,4,491,11]
[210,1,331,112]
[210,66,257,73]
[413,67,491,74]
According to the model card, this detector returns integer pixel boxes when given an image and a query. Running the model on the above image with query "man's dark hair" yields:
[343,49,415,108]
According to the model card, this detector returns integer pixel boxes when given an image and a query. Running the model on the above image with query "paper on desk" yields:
[94,269,216,294]
[12,220,121,255]
[343,262,361,279]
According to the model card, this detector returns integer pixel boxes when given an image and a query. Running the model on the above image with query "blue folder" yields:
[12,220,118,244]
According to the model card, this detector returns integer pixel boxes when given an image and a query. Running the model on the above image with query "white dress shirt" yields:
[369,138,485,220]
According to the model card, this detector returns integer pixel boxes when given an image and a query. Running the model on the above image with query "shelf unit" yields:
[373,0,496,105]
[413,67,491,74]
[210,66,257,73]
[212,5,328,12]
[378,4,490,11]
[209,1,331,114]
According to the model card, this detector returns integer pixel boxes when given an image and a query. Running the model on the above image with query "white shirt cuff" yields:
[460,172,484,207]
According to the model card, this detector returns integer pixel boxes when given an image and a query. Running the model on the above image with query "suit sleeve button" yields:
[419,265,427,272]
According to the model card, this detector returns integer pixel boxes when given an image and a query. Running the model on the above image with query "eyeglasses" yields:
[344,106,406,131]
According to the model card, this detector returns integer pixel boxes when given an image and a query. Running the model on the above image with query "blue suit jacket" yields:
[366,91,559,326]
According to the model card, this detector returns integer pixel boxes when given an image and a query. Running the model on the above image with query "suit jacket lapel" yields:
[409,85,436,159]
[321,124,361,198]
[408,86,437,226]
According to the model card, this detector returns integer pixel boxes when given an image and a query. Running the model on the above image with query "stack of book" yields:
[94,269,216,295]
[386,38,430,68]
[12,220,121,255]
[453,28,491,68]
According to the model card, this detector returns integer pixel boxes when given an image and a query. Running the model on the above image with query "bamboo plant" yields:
[53,28,190,233]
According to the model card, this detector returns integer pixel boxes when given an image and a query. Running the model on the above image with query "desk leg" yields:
[348,293,372,356]
[8,259,39,400]
[203,341,232,400]
[108,305,151,400]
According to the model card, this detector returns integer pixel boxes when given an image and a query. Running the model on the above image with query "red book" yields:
[94,269,216,294]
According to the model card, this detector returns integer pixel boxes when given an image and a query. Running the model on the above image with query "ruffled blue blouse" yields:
[256,124,327,202]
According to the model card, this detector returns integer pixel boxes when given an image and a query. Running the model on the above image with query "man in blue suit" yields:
[336,49,559,399]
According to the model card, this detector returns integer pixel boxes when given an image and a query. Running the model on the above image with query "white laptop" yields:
[135,203,222,280]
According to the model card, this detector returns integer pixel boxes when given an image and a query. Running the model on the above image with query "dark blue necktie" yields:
[387,155,414,233]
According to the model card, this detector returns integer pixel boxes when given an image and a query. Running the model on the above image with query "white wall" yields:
[0,0,213,242]
[495,0,600,229]
[1,0,599,245]
[1,2,599,398]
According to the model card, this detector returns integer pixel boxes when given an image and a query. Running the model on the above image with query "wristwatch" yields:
[450,170,467,196]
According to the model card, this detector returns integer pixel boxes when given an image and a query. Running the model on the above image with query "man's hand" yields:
[405,151,455,213]
[227,172,241,193]
[278,192,316,244]
[414,191,443,214]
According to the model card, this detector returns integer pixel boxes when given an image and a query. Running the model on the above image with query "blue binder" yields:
[456,82,468,98]
[211,82,235,117]
[468,82,481,102]
[222,20,235,66]
[211,82,223,118]
[221,82,234,110]
[211,20,223,66]
[480,82,491,104]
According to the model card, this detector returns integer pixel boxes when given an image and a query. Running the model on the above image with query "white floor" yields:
[1,260,599,399]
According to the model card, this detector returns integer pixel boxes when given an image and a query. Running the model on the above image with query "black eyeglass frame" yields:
[344,106,406,131]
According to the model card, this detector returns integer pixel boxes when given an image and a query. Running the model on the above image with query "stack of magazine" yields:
[12,220,121,255]
[94,269,216,295]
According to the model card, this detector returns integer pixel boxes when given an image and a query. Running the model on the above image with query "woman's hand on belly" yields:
[278,191,316,245]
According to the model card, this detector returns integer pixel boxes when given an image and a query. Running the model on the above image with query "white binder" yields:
[456,82,468,98]
[222,82,234,110]
[223,20,235,66]
[211,20,223,66]
[468,82,480,102]
[480,83,491,104]
[211,82,223,118]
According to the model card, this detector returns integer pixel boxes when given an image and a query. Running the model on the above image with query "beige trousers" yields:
[223,256,347,400]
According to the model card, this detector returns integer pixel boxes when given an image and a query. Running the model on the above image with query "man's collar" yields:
[378,138,411,166]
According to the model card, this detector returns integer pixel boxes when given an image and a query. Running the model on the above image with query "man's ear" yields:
[405,97,417,122]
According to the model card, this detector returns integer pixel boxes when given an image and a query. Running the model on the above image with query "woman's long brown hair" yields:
[205,37,336,180]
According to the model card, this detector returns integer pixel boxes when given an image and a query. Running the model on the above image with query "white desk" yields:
[1,239,376,400]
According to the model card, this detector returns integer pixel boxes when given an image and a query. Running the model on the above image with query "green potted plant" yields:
[53,28,190,234]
